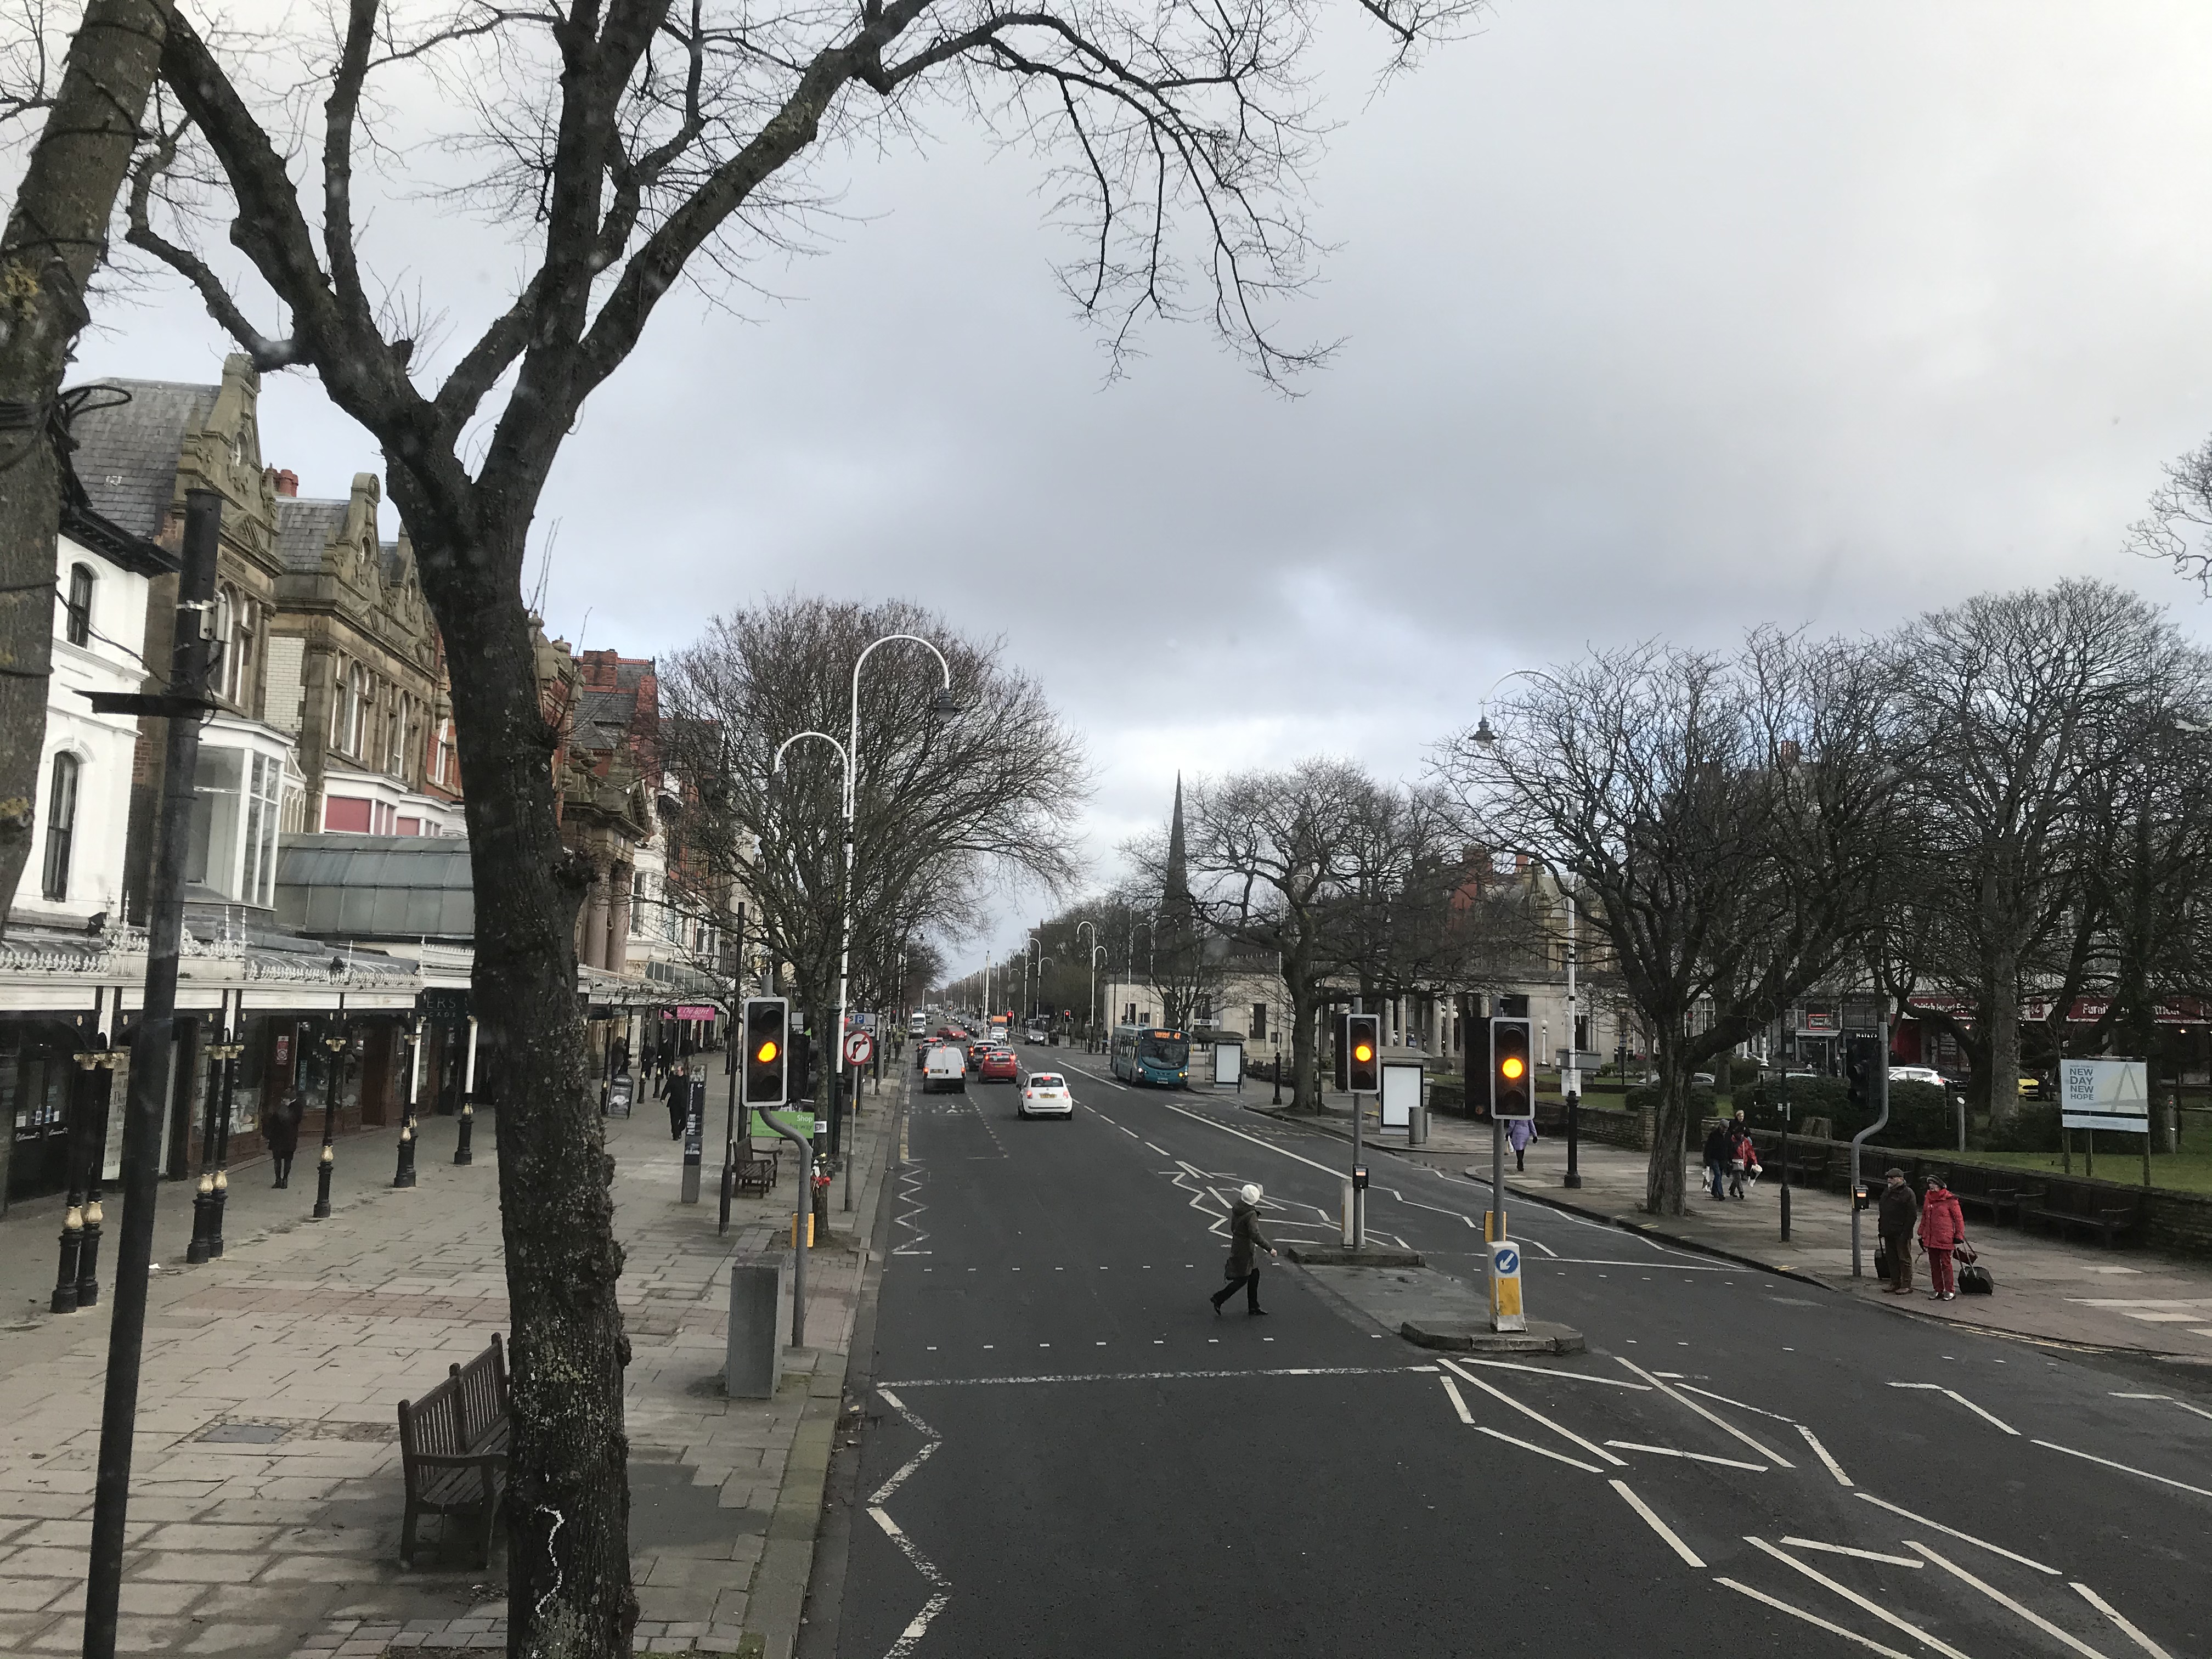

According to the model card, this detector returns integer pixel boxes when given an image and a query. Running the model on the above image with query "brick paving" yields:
[0,1078,896,1657]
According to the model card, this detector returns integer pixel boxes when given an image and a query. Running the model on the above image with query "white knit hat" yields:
[1240,1183,1263,1205]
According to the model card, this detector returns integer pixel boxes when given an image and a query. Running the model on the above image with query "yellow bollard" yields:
[791,1212,814,1248]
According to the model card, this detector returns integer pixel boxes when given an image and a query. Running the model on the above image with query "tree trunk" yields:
[1987,947,2021,1127]
[1643,1022,1691,1216]
[421,513,636,1659]
[0,0,171,930]
[1289,979,1321,1111]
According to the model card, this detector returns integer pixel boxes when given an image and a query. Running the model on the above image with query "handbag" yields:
[1953,1241,1978,1266]
[1959,1263,1994,1295]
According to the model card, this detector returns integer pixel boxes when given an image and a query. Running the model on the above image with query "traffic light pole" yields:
[1350,1065,1364,1249]
[1848,1017,1891,1278]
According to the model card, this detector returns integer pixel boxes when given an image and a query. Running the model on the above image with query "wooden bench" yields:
[2018,1181,2145,1248]
[397,1335,510,1568]
[734,1144,778,1197]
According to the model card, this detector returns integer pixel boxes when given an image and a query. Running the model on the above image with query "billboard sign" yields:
[2059,1058,2149,1133]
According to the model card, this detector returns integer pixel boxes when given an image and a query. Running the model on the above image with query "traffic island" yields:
[1293,1261,1585,1355]
[1280,1242,1425,1268]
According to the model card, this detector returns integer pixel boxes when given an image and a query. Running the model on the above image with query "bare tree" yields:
[15,0,1488,1639]
[0,0,170,928]
[658,597,1086,1062]
[1439,630,1900,1215]
[1882,582,2188,1124]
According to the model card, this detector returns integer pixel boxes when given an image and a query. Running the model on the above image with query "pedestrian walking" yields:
[264,1088,305,1188]
[1210,1183,1277,1316]
[1877,1167,1918,1293]
[1702,1121,1731,1201]
[1508,1116,1536,1172]
[1918,1175,1967,1301]
[665,1061,690,1141]
[1727,1120,1761,1198]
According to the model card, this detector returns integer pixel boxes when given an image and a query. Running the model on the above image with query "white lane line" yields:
[1144,1141,1168,1155]
[1477,1424,1602,1474]
[1676,1383,1797,1423]
[1888,1382,2018,1436]
[869,1506,902,1537]
[1716,1577,1913,1658]
[1746,1537,1973,1659]
[1523,1235,1560,1257]
[870,1442,938,1505]
[882,1364,1421,1387]
[1610,1480,1704,1567]
[887,1592,949,1658]
[1440,1377,1475,1425]
[1604,1440,1767,1471]
[1908,1542,2108,1659]
[1438,1357,1626,1466]
[2072,1583,2175,1659]
[878,1389,905,1411]
[1798,1425,1853,1487]
[1160,1101,1345,1176]
[1780,1538,1922,1568]
[1616,1357,1795,1468]
[1853,1492,2058,1575]
[1448,1357,1649,1389]
[2031,1438,2212,1499]
[2111,1391,2212,1424]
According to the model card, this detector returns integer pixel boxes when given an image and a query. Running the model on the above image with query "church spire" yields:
[1165,772,1189,905]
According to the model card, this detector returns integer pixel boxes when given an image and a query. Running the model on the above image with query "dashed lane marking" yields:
[1746,1538,1971,1659]
[2031,1438,2212,1500]
[1713,1578,1913,1659]
[879,1365,1427,1387]
[1853,1492,2058,1575]
[2112,1391,2212,1424]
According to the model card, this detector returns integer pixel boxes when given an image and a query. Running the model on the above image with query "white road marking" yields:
[2072,1583,2175,1659]
[1441,1376,1475,1424]
[1611,1480,1703,1566]
[2111,1391,2212,1423]
[870,1443,938,1505]
[1477,1424,1602,1473]
[1677,1383,1797,1422]
[1616,1358,1794,1468]
[1438,1357,1626,1466]
[2031,1438,2212,1499]
[1746,1537,1973,1659]
[1605,1441,1767,1471]
[1447,1357,1649,1389]
[1779,1538,1921,1568]
[1548,1257,1735,1270]
[1888,1382,2018,1436]
[1160,1101,1345,1176]
[1522,1235,1559,1257]
[1908,1542,2108,1659]
[887,1592,949,1658]
[878,1389,904,1411]
[1798,1426,1853,1487]
[1714,1578,1914,1658]
[1853,1492,2057,1574]
[869,1506,902,1537]
[1144,1142,1168,1155]
[882,1365,1424,1387]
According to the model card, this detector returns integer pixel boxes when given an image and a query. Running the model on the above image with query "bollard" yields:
[185,1176,215,1265]
[76,1198,103,1307]
[454,1101,475,1165]
[52,1205,83,1314]
[312,1145,334,1220]
[725,1252,791,1398]
[208,1169,227,1258]
[392,1119,417,1188]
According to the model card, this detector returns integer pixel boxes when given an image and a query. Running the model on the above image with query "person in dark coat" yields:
[665,1061,690,1140]
[1211,1183,1277,1316]
[264,1088,306,1188]
[1877,1167,1918,1293]
[1702,1121,1732,1201]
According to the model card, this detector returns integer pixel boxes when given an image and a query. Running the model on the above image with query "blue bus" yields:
[1110,1024,1190,1088]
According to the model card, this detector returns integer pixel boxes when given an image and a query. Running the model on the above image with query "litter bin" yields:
[726,1250,791,1399]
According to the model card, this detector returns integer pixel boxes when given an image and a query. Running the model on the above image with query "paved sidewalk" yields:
[0,1076,901,1658]
[1246,1093,2212,1361]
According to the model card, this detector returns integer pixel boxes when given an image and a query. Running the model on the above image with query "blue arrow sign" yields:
[1494,1246,1520,1277]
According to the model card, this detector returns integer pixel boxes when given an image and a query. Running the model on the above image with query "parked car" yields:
[2019,1075,2044,1100]
[1889,1065,1948,1088]
[1018,1071,1074,1119]
[922,1045,966,1093]
[980,1047,1020,1083]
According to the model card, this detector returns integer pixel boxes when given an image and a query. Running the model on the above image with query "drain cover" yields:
[201,1422,286,1444]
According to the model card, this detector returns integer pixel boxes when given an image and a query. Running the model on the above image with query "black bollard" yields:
[1564,1091,1582,1189]
[392,1118,417,1188]
[312,1145,334,1220]
[76,1195,103,1307]
[52,1204,83,1314]
[453,1101,475,1165]
[185,1176,215,1265]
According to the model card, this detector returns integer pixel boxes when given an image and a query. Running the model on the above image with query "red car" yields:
[979,1047,1019,1083]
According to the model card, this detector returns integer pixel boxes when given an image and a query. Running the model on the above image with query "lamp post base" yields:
[51,1218,83,1314]
[184,1184,213,1264]
[454,1106,475,1166]
[313,1158,334,1220]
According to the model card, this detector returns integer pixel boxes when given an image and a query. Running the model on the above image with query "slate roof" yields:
[64,378,219,541]
[274,833,475,940]
[573,687,639,752]
[274,496,348,572]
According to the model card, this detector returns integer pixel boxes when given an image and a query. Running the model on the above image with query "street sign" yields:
[608,1074,634,1118]
[1212,1040,1243,1090]
[1380,1061,1421,1132]
[1488,1239,1526,1333]
[844,1031,874,1066]
[2059,1058,2149,1133]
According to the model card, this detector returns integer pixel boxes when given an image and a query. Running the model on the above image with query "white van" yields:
[923,1043,966,1093]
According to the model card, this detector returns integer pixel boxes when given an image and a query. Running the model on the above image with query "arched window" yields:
[329,657,349,749]
[41,753,78,901]
[63,565,93,647]
[349,665,372,758]
[388,692,409,777]
[224,590,257,707]
[433,719,455,786]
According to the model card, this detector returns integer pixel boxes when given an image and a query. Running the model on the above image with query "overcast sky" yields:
[66,0,2212,978]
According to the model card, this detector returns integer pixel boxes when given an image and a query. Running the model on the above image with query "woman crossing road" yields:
[1211,1183,1278,1316]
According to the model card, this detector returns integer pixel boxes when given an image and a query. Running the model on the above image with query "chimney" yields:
[271,468,300,497]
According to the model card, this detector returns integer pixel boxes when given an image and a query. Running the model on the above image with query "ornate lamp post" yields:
[187,1008,245,1264]
[393,1019,422,1189]
[51,1040,117,1314]
[313,1008,349,1220]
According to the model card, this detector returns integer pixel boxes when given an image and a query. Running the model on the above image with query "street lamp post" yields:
[313,1006,347,1220]
[393,1019,422,1189]
[1074,921,1100,1048]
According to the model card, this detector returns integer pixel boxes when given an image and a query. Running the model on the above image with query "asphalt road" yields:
[835,1048,2212,1658]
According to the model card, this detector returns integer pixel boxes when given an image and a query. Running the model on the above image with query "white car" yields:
[922,1044,966,1094]
[1888,1065,1948,1089]
[1017,1071,1073,1119]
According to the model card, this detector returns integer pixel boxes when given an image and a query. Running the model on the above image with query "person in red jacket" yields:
[1918,1174,1968,1301]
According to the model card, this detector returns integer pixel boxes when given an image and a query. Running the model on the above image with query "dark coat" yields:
[1877,1182,1918,1236]
[1703,1124,1732,1166]
[1225,1201,1273,1278]
[263,1093,304,1157]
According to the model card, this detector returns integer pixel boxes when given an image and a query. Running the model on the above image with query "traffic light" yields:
[1845,1034,1878,1113]
[742,998,788,1107]
[1339,1012,1381,1093]
[1491,1017,1533,1120]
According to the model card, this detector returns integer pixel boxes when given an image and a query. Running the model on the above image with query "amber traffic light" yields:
[1491,1017,1532,1120]
[743,997,788,1107]
[1340,1012,1381,1094]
